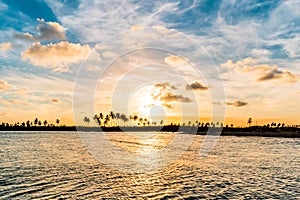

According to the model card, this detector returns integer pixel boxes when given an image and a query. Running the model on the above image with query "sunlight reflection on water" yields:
[0,132,299,199]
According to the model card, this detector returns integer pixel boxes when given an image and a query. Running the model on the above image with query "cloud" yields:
[284,36,300,58]
[51,98,60,103]
[0,99,31,106]
[15,18,66,42]
[162,103,173,109]
[130,25,143,30]
[0,42,11,51]
[154,82,177,90]
[164,55,189,67]
[15,33,35,42]
[48,1,178,43]
[158,92,192,103]
[15,88,29,95]
[221,58,257,69]
[0,112,7,117]
[152,81,192,109]
[250,49,272,58]
[221,58,299,83]
[0,80,12,91]
[21,42,91,71]
[226,100,247,107]
[186,81,208,91]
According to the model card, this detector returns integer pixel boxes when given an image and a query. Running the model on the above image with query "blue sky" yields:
[0,0,299,125]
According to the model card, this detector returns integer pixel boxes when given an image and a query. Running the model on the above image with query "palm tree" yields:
[139,117,143,126]
[247,117,252,127]
[83,116,90,126]
[56,119,60,126]
[277,123,281,128]
[110,111,115,127]
[99,113,104,120]
[104,115,110,127]
[120,114,126,126]
[93,114,101,126]
[26,120,31,127]
[124,116,129,127]
[160,120,164,126]
[133,115,138,126]
[34,118,38,126]
[116,112,121,126]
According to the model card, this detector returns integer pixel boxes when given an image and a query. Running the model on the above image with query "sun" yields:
[128,85,159,118]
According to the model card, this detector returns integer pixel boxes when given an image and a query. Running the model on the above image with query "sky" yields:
[0,0,299,126]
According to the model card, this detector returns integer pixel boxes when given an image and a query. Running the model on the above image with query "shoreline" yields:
[0,125,299,138]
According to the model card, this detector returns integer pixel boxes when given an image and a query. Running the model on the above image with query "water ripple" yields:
[0,132,299,199]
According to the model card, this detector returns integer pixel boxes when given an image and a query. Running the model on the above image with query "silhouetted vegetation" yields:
[1,113,300,137]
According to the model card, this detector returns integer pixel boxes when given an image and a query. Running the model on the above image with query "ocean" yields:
[1,131,299,199]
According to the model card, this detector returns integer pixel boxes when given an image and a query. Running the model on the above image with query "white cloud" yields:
[47,0,178,43]
[250,48,272,58]
[284,36,300,58]
[21,41,91,71]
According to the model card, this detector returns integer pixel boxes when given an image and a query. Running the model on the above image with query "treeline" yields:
[1,112,300,137]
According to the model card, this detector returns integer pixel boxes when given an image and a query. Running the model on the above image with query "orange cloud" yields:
[51,98,60,103]
[0,99,31,106]
[0,42,11,51]
[130,25,143,30]
[154,92,192,103]
[0,112,7,117]
[154,82,177,90]
[226,100,247,107]
[164,55,189,67]
[15,87,29,94]
[22,42,91,71]
[162,103,173,109]
[222,58,299,83]
[186,81,208,91]
[0,80,12,91]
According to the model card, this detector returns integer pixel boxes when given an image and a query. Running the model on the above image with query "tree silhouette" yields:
[99,113,104,120]
[56,119,60,126]
[104,115,110,127]
[110,111,115,127]
[34,118,38,126]
[247,117,252,127]
[83,116,90,126]
[93,114,101,126]
[26,120,31,127]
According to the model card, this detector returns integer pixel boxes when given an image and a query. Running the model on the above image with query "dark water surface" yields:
[0,131,299,199]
